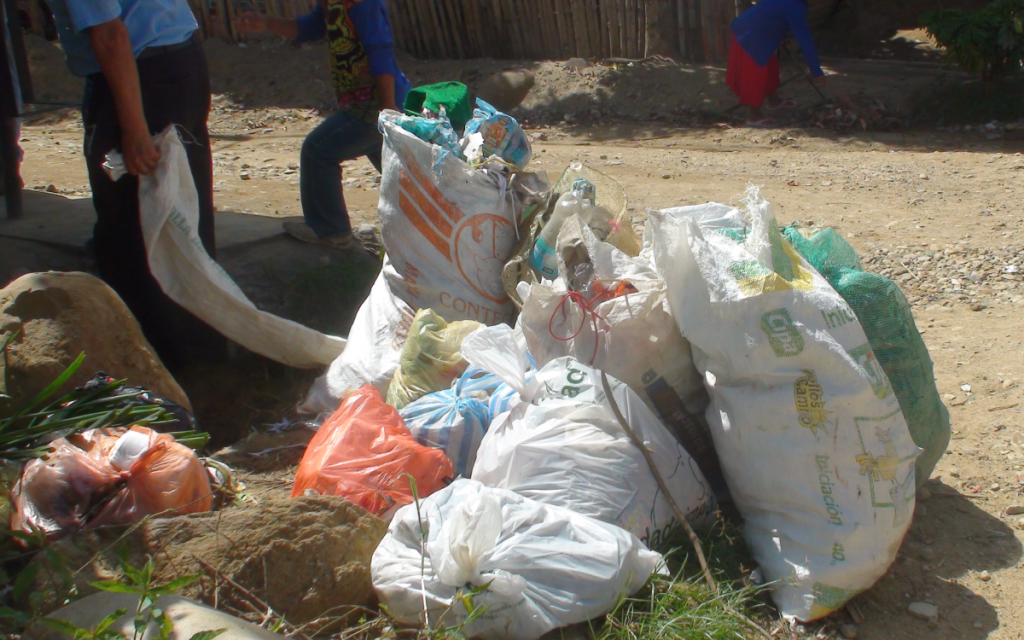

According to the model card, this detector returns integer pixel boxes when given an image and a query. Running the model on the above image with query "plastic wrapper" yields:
[463,325,717,547]
[372,478,663,640]
[461,99,532,169]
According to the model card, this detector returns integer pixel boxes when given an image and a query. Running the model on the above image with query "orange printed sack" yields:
[292,385,453,516]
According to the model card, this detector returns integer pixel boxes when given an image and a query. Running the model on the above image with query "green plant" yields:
[922,0,1024,81]
[1,548,225,640]
[3,552,226,640]
[594,574,764,640]
[0,525,79,629]
[0,332,208,459]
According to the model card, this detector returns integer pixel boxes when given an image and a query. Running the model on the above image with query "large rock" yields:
[476,69,536,113]
[46,495,388,624]
[0,271,190,416]
[29,593,285,640]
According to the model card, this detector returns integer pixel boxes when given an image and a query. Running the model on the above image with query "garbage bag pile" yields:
[287,103,948,635]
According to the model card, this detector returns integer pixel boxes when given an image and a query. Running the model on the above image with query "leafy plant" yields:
[1,549,225,640]
[922,0,1024,81]
[3,552,225,640]
[0,524,79,628]
[0,332,208,459]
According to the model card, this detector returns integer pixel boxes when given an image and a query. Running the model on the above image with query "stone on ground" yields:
[0,271,190,415]
[46,495,387,624]
[476,69,536,113]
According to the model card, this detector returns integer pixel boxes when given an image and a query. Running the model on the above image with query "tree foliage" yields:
[922,0,1024,80]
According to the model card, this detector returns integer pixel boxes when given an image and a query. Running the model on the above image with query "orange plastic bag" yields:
[11,426,213,539]
[292,385,453,517]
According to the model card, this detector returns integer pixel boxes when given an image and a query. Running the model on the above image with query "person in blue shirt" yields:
[43,0,226,367]
[727,0,826,125]
[236,0,410,251]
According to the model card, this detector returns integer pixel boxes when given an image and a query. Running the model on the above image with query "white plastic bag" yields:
[372,478,662,640]
[300,262,414,414]
[648,187,919,621]
[519,217,720,489]
[463,325,716,548]
[138,127,345,368]
[378,112,535,326]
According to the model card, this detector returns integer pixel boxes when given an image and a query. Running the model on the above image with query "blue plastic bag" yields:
[399,366,502,477]
[462,99,532,170]
[386,112,463,171]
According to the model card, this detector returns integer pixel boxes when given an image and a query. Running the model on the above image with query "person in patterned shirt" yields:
[236,0,410,250]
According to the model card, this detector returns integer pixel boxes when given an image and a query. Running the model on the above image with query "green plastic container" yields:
[403,82,473,131]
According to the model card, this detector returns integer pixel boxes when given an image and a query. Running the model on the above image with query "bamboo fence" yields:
[185,0,835,62]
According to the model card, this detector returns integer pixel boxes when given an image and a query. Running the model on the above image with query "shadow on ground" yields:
[852,480,1022,639]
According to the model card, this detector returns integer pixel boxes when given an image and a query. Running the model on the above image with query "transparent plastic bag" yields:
[385,309,483,410]
[11,426,213,539]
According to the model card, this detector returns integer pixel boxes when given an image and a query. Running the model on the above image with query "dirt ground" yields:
[9,29,1024,640]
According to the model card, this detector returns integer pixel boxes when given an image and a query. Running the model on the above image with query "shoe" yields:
[353,224,383,256]
[283,219,355,249]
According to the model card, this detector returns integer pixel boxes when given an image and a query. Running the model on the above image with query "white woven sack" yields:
[378,113,524,326]
[139,127,345,368]
[648,187,920,621]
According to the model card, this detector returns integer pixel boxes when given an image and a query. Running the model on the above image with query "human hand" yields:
[814,75,827,86]
[235,11,268,34]
[122,125,160,176]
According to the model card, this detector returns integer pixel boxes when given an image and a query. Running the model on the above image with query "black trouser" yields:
[82,41,225,368]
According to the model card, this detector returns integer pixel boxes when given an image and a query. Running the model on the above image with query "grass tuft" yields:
[595,574,763,640]
[594,518,770,640]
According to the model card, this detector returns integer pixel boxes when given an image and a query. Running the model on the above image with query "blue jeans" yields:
[301,108,383,238]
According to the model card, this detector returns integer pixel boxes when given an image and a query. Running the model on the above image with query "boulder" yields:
[476,69,536,113]
[29,593,285,640]
[0,271,190,416]
[45,495,388,624]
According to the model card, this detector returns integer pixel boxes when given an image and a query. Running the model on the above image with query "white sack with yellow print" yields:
[648,186,921,622]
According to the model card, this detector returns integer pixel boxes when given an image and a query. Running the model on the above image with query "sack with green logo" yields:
[781,226,949,487]
[648,187,920,622]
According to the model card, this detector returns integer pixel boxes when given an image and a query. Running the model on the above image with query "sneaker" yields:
[353,224,383,256]
[283,219,355,249]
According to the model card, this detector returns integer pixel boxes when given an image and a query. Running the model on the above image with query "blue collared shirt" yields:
[46,0,197,77]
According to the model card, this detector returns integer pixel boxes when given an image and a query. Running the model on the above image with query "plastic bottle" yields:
[529,178,596,278]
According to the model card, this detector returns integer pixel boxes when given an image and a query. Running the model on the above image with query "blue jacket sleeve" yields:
[349,0,399,77]
[787,1,823,77]
[294,2,326,44]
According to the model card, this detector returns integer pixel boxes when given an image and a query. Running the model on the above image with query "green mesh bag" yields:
[783,226,949,486]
